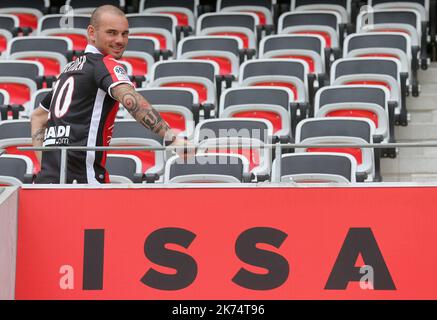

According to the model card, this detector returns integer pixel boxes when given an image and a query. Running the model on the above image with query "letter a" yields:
[59,265,74,290]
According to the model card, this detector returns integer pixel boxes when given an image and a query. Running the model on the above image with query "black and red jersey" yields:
[35,44,133,184]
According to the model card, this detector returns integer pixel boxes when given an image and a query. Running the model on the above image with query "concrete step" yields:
[406,95,437,111]
[417,83,437,95]
[382,173,437,182]
[394,123,437,141]
[381,154,437,174]
[406,110,437,124]
[419,65,437,84]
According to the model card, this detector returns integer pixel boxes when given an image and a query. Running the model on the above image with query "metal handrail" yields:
[18,142,437,151]
[14,142,437,184]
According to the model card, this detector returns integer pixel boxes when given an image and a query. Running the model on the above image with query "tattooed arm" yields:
[111,83,177,142]
[31,106,49,163]
[111,84,195,159]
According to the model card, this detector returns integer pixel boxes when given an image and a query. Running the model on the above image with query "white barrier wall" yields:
[0,187,18,300]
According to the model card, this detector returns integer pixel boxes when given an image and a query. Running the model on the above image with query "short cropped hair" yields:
[90,5,125,28]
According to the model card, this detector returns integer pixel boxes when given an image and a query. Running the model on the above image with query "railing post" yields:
[59,148,68,184]
[275,142,282,182]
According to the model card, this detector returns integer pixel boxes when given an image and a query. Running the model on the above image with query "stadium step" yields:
[381,66,437,182]
[395,123,437,141]
[419,63,437,83]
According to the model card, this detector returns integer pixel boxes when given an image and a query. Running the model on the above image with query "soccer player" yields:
[31,5,192,184]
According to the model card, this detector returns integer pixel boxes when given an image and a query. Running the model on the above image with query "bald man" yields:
[31,5,191,184]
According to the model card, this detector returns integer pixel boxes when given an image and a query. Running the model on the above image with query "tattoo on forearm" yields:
[32,128,46,142]
[116,85,171,136]
[141,108,170,134]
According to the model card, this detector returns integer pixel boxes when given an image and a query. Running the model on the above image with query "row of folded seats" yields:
[0,0,434,184]
[0,112,386,185]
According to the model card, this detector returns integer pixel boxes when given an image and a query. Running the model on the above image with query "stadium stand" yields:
[164,153,251,183]
[0,154,34,186]
[219,86,295,141]
[259,34,327,77]
[295,117,380,181]
[314,85,395,146]
[139,0,198,30]
[110,119,165,182]
[271,152,359,183]
[4,36,73,84]
[0,0,49,31]
[149,59,220,118]
[196,12,260,49]
[0,120,40,174]
[127,13,178,53]
[330,57,408,126]
[106,154,144,183]
[37,14,90,52]
[194,118,273,179]
[177,36,246,80]
[136,87,199,138]
[65,0,126,14]
[217,0,276,27]
[0,61,44,110]
[0,0,436,184]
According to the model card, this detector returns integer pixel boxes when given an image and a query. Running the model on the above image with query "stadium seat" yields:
[295,117,380,181]
[106,154,144,183]
[278,11,342,56]
[110,119,165,182]
[177,36,244,80]
[194,118,273,179]
[330,57,408,126]
[139,0,198,30]
[271,152,358,183]
[127,14,177,54]
[24,88,51,117]
[291,0,352,24]
[314,85,395,146]
[0,154,34,186]
[368,0,429,24]
[216,0,275,27]
[65,0,125,14]
[0,14,18,54]
[0,0,48,31]
[0,120,40,174]
[0,29,11,56]
[136,88,198,138]
[196,12,260,50]
[164,153,250,183]
[119,36,159,84]
[238,59,312,117]
[0,89,9,103]
[0,60,44,108]
[259,34,327,77]
[0,89,10,120]
[356,8,428,71]
[219,86,295,141]
[343,32,419,96]
[149,60,220,117]
[5,36,73,82]
[37,14,90,53]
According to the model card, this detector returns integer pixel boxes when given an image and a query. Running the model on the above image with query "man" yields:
[31,5,192,184]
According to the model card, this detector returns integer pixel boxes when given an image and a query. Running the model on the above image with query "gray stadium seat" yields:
[271,152,358,183]
[164,153,251,183]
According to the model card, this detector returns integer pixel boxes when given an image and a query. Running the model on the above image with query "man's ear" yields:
[87,25,96,43]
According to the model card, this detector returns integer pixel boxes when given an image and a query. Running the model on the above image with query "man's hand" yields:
[168,137,196,161]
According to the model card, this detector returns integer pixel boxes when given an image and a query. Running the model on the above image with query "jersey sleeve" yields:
[39,90,54,112]
[96,55,134,99]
